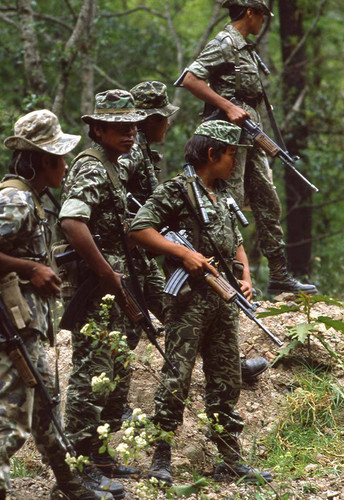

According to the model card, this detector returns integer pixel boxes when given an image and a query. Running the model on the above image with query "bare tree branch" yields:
[101,6,167,20]
[53,0,96,115]
[283,0,327,70]
[192,1,225,60]
[16,0,48,94]
[94,65,124,89]
[0,12,19,30]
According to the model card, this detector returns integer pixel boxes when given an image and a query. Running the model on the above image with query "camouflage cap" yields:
[82,89,147,124]
[4,109,81,155]
[194,120,249,147]
[130,81,179,117]
[222,0,273,16]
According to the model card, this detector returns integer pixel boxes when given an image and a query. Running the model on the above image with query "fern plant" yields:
[257,293,344,367]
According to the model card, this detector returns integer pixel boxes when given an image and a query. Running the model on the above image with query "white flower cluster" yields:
[65,452,90,472]
[97,423,111,440]
[135,477,160,499]
[91,372,111,393]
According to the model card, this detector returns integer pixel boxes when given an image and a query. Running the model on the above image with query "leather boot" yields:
[92,450,141,479]
[83,465,125,499]
[147,440,172,486]
[214,461,273,484]
[241,357,269,382]
[267,255,317,295]
[50,471,114,500]
[0,489,6,500]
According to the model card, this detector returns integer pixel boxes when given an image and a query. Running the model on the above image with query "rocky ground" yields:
[6,293,344,500]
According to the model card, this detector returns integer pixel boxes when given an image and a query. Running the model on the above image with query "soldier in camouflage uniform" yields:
[0,110,115,499]
[182,0,317,295]
[59,90,166,481]
[121,80,269,382]
[130,120,273,485]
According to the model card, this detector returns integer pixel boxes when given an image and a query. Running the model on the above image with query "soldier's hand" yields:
[238,279,252,302]
[182,250,218,277]
[99,270,129,309]
[30,263,61,296]
[225,103,250,126]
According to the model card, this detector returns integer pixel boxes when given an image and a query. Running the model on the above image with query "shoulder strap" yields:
[70,147,121,191]
[215,31,241,92]
[0,177,45,220]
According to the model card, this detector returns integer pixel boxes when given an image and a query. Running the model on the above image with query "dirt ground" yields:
[7,294,344,500]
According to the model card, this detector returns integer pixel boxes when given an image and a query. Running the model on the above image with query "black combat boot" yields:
[92,449,141,479]
[50,471,114,500]
[0,488,6,500]
[147,440,172,486]
[214,461,273,484]
[83,465,126,499]
[267,255,317,295]
[241,357,269,382]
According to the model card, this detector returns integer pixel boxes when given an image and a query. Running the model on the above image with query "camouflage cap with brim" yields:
[194,120,251,147]
[82,89,147,124]
[130,81,179,117]
[4,109,81,155]
[222,0,273,16]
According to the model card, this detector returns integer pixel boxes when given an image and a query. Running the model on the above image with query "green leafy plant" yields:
[257,293,344,367]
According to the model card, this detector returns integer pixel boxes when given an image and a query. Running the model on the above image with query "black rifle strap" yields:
[177,182,243,296]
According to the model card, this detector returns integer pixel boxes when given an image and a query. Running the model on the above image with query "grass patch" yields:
[10,453,42,478]
[262,368,344,481]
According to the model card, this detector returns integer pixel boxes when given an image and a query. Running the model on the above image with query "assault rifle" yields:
[205,98,318,193]
[137,131,159,196]
[0,293,75,455]
[56,250,179,377]
[163,229,283,347]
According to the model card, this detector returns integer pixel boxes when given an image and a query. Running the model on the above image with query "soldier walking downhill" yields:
[0,110,114,499]
[181,0,317,295]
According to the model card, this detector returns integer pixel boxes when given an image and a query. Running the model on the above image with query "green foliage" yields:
[257,293,344,367]
[10,454,43,478]
[262,369,344,481]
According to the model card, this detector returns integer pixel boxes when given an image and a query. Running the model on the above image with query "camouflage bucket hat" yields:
[130,81,179,117]
[4,109,81,155]
[222,0,273,16]
[82,89,147,124]
[194,120,250,147]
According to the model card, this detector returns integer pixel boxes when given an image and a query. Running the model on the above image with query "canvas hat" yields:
[222,0,273,16]
[4,109,81,155]
[194,120,250,147]
[130,81,179,117]
[82,89,147,124]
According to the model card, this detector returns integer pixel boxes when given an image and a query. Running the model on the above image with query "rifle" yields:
[0,293,75,455]
[205,99,318,193]
[56,250,179,376]
[136,131,159,196]
[163,229,283,347]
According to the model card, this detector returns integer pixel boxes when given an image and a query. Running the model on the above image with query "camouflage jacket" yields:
[119,142,162,207]
[188,23,263,110]
[130,173,243,279]
[0,179,50,337]
[59,143,138,273]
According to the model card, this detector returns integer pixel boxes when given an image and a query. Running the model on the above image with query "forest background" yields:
[0,0,343,298]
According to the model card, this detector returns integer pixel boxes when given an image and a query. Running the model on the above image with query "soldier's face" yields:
[95,122,137,156]
[41,154,67,189]
[247,8,265,36]
[142,114,169,144]
[211,146,238,180]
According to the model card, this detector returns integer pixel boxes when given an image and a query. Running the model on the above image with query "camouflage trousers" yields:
[153,283,244,452]
[65,258,167,450]
[228,135,285,259]
[0,330,67,492]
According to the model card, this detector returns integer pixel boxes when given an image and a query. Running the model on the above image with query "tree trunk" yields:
[16,0,48,94]
[278,0,313,275]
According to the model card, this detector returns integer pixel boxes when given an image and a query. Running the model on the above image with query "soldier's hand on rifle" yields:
[99,270,129,309]
[238,279,252,302]
[182,249,218,277]
[224,101,250,126]
[29,263,61,296]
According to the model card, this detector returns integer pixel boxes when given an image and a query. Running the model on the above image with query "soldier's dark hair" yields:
[228,6,248,20]
[9,150,59,179]
[88,121,109,143]
[184,135,228,169]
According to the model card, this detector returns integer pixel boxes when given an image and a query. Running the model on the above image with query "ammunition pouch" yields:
[50,241,79,300]
[0,272,32,330]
